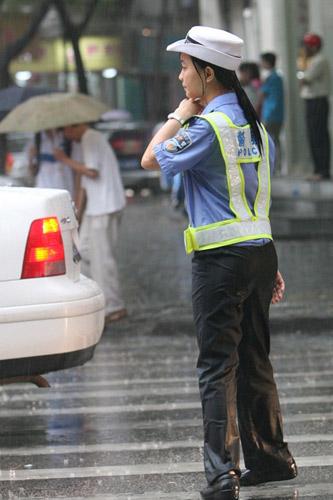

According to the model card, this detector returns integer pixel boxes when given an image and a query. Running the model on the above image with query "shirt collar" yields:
[203,92,238,114]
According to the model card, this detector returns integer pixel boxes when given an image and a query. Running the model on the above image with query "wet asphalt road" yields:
[0,194,333,499]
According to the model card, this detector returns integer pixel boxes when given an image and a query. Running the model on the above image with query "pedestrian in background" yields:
[238,61,261,108]
[258,52,284,174]
[54,123,127,324]
[299,33,331,181]
[142,26,297,500]
[28,129,75,197]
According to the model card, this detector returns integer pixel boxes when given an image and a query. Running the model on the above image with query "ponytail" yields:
[232,76,263,154]
[191,56,263,154]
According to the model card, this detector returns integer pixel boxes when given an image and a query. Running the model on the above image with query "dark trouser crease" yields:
[305,97,331,178]
[192,242,293,485]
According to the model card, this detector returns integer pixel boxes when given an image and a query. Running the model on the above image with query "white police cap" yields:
[167,26,243,71]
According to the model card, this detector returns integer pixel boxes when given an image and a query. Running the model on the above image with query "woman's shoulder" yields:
[190,113,223,131]
[185,115,219,149]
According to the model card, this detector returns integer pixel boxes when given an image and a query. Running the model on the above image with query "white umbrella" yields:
[0,92,109,133]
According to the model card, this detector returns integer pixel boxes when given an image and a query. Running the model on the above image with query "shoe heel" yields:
[200,486,239,500]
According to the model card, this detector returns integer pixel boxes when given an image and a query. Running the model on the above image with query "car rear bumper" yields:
[0,345,97,379]
[0,275,105,363]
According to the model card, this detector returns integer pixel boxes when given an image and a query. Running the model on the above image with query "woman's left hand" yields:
[175,98,203,121]
[271,270,285,304]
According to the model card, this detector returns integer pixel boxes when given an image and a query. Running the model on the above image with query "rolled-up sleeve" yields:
[153,118,215,177]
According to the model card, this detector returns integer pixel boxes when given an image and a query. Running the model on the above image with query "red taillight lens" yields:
[21,217,66,279]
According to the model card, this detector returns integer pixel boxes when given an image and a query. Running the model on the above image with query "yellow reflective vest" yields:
[184,112,272,254]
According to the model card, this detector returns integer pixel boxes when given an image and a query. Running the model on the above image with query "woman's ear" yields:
[205,66,215,83]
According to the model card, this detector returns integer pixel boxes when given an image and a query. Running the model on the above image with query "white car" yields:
[0,187,105,381]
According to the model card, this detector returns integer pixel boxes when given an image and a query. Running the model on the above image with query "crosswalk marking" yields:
[93,349,333,360]
[2,382,332,402]
[86,349,333,367]
[0,456,332,481]
[0,395,332,417]
[2,369,333,393]
[0,332,332,496]
[43,482,333,500]
[1,434,333,457]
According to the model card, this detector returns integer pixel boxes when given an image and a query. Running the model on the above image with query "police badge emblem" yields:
[164,131,192,154]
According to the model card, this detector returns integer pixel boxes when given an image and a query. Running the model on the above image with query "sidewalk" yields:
[117,193,333,334]
[270,177,333,237]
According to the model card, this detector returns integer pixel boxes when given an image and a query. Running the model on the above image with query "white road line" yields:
[93,349,333,360]
[1,434,332,457]
[0,401,201,417]
[2,384,333,403]
[0,377,196,391]
[75,359,333,370]
[48,483,333,499]
[74,368,333,379]
[10,414,332,436]
[87,350,333,367]
[0,395,332,417]
[0,456,331,481]
[45,482,333,499]
[2,370,333,392]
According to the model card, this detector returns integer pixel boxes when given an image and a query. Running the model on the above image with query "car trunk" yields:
[0,187,79,282]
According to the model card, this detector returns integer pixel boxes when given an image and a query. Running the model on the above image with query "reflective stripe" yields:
[184,113,272,254]
[201,113,270,220]
[185,219,272,254]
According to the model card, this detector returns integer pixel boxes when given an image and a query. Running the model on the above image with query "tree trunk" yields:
[53,0,99,95]
[150,0,169,122]
[70,30,88,94]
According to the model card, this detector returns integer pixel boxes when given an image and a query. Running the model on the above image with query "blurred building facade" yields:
[3,0,332,175]
[5,0,199,123]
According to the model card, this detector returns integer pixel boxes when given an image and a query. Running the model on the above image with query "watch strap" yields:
[167,112,185,126]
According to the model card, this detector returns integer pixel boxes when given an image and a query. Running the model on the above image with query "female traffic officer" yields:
[141,26,297,500]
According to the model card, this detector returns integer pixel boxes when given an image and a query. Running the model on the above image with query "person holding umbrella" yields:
[142,26,297,500]
[0,93,127,324]
[28,129,75,197]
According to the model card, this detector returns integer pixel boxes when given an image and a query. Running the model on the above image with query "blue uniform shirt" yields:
[154,92,275,246]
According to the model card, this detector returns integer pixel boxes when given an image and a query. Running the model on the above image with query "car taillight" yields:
[111,137,143,155]
[21,217,66,279]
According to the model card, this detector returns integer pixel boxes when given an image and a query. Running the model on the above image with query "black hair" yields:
[191,56,263,154]
[33,131,72,174]
[261,52,276,68]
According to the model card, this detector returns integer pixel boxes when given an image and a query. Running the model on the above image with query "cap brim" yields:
[166,40,241,70]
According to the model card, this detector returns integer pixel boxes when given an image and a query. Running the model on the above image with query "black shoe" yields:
[240,458,297,487]
[200,471,240,500]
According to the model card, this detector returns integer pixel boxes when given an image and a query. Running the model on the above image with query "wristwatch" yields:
[167,112,185,126]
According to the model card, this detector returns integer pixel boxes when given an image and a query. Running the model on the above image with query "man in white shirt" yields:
[299,33,331,181]
[54,123,127,324]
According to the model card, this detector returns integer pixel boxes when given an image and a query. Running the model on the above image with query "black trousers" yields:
[305,97,331,178]
[192,242,293,485]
